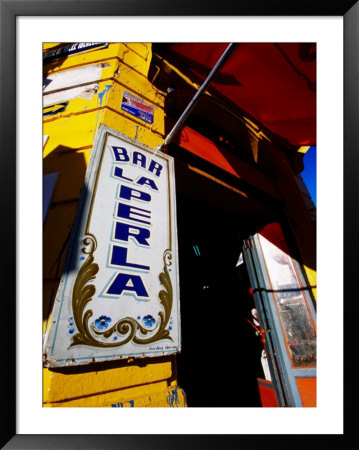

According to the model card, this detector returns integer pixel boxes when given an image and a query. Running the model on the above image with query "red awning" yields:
[162,43,316,146]
[175,125,280,199]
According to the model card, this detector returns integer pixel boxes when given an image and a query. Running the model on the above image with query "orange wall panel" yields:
[257,378,279,407]
[296,377,316,407]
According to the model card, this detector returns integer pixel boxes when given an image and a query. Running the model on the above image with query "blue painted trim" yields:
[257,379,275,388]
[293,368,316,378]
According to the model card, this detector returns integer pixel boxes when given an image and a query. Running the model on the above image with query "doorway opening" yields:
[175,188,273,407]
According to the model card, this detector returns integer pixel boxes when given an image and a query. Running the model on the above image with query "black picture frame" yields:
[1,0,356,448]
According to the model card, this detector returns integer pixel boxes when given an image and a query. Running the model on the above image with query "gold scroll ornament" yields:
[69,233,173,349]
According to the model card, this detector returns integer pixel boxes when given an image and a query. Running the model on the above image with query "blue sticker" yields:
[121,91,153,124]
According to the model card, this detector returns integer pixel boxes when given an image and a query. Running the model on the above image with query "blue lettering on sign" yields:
[113,167,133,183]
[117,203,151,225]
[107,273,149,298]
[110,245,150,271]
[136,177,158,191]
[148,160,163,177]
[111,146,163,179]
[114,222,151,247]
[112,146,130,162]
[113,167,159,191]
[133,151,147,169]
[118,185,151,202]
[105,144,165,300]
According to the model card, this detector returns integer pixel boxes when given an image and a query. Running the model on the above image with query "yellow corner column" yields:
[43,42,185,407]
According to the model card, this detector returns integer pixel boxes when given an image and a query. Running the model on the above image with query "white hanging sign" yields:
[43,126,181,367]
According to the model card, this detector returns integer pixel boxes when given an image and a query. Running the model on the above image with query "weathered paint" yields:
[43,43,110,63]
[112,400,135,408]
[45,379,168,407]
[44,43,152,77]
[166,385,184,407]
[43,85,165,158]
[44,381,186,408]
[43,43,185,407]
[43,359,173,404]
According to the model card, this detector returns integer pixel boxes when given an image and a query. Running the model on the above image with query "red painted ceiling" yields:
[164,43,316,146]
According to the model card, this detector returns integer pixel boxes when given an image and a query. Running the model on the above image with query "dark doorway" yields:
[175,192,265,407]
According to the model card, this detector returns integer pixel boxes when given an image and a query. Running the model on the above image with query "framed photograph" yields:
[1,0,356,448]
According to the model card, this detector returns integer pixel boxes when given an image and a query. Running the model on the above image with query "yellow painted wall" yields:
[43,42,184,407]
[43,42,316,409]
[303,266,316,300]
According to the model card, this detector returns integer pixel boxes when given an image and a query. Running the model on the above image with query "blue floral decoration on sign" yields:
[68,317,75,334]
[94,315,112,330]
[143,315,156,327]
